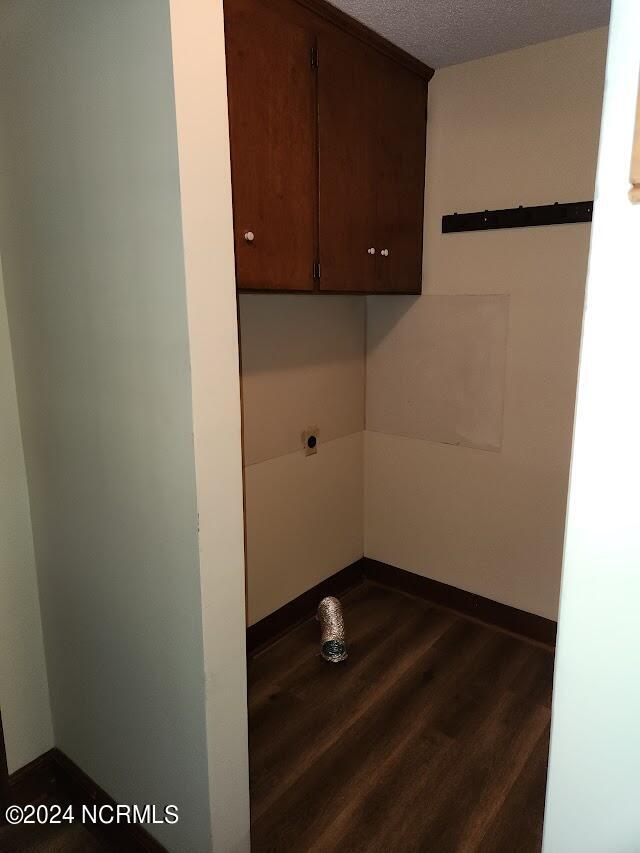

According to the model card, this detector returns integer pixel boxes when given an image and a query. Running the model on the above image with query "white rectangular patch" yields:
[366,294,509,452]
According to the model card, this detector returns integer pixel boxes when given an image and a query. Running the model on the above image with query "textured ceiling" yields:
[328,0,611,68]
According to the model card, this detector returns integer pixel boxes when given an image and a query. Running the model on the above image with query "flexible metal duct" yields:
[317,596,347,663]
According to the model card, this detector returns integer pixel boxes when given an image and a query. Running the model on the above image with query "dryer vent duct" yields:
[317,596,347,663]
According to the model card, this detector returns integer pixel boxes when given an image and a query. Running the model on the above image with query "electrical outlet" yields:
[302,427,319,457]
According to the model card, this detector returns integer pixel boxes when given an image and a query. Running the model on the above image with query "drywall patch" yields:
[366,294,509,451]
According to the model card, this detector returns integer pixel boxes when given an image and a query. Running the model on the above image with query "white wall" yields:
[239,295,365,624]
[0,3,218,850]
[244,430,364,624]
[0,259,53,773]
[543,3,640,848]
[169,0,250,847]
[365,28,608,620]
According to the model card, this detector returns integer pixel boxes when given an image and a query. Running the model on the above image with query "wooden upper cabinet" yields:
[223,0,432,294]
[318,33,427,293]
[374,58,427,294]
[317,31,379,293]
[224,0,317,291]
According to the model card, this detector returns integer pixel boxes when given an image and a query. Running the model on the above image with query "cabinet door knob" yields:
[368,247,376,255]
[381,249,389,256]
[244,231,255,243]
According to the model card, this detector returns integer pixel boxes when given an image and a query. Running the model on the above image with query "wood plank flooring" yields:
[248,582,554,853]
[0,799,114,853]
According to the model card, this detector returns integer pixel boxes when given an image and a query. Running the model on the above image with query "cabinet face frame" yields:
[224,0,432,295]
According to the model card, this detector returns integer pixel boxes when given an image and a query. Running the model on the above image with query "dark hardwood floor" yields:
[0,821,113,853]
[248,581,554,853]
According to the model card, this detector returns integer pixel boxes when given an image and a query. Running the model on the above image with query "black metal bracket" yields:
[442,200,593,234]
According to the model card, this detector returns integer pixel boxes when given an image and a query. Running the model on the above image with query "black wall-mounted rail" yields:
[442,200,593,233]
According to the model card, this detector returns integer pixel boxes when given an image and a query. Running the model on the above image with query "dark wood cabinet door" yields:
[374,59,427,294]
[317,31,378,292]
[224,0,317,291]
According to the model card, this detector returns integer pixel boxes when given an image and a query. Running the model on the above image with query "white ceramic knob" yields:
[368,247,376,255]
[381,249,389,256]
[244,231,255,243]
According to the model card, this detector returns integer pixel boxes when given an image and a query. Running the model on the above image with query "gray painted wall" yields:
[0,259,53,773]
[0,3,211,849]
